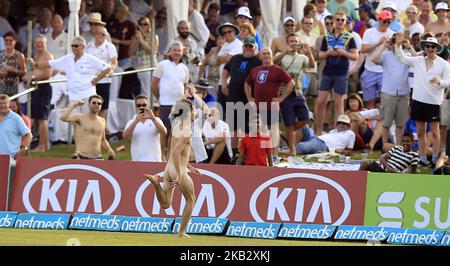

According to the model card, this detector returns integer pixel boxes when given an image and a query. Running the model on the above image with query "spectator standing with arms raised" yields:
[395,32,450,167]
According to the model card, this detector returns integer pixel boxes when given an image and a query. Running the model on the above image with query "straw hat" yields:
[88,12,106,26]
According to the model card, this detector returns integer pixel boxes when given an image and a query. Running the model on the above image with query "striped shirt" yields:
[386,146,420,173]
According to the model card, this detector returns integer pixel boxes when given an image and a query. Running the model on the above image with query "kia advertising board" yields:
[364,172,450,230]
[9,157,367,224]
[0,155,10,211]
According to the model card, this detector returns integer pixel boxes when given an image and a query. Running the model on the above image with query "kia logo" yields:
[135,169,235,218]
[22,164,121,214]
[250,173,352,225]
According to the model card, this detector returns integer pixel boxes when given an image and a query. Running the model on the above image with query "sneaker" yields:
[419,160,429,167]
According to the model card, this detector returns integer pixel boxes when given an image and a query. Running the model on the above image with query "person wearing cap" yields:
[425,2,450,36]
[193,78,216,107]
[316,11,358,135]
[372,1,404,33]
[29,36,112,114]
[271,17,297,56]
[82,12,112,44]
[359,132,419,173]
[326,0,359,22]
[222,36,261,156]
[395,32,450,167]
[404,5,425,38]
[353,3,376,37]
[273,33,316,156]
[215,22,242,115]
[313,0,332,26]
[360,10,395,109]
[296,114,355,155]
[235,6,263,51]
[123,94,167,162]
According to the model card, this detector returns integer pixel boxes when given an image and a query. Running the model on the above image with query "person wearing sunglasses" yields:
[425,2,450,38]
[60,94,115,160]
[395,32,450,168]
[360,10,395,110]
[123,94,167,162]
[271,17,297,56]
[29,36,111,115]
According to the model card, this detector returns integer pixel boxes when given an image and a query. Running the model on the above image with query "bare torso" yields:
[74,114,106,158]
[272,36,289,56]
[426,22,450,36]
[34,51,53,80]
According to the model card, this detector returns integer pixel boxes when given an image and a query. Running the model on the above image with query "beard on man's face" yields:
[178,31,189,39]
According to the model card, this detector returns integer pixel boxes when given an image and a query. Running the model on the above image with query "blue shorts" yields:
[280,94,310,127]
[360,70,383,101]
[319,75,348,95]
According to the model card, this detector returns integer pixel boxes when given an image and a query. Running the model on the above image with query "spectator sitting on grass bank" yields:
[359,132,419,173]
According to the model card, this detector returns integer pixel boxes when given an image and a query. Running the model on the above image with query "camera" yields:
[293,44,302,49]
[139,107,145,114]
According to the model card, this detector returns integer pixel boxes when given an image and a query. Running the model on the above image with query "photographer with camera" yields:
[123,95,167,162]
[273,33,315,156]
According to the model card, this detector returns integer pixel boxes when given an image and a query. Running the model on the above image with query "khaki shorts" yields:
[441,98,450,126]
[380,93,409,128]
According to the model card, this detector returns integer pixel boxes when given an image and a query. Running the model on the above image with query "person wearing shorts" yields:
[315,12,358,135]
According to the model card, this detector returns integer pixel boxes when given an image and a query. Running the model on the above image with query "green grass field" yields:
[0,228,375,246]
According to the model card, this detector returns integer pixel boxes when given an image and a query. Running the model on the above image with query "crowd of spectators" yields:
[0,0,449,174]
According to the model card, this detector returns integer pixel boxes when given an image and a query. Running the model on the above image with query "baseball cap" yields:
[382,1,397,12]
[435,2,449,13]
[378,10,393,21]
[235,6,253,20]
[336,114,351,124]
[243,36,256,47]
[356,3,373,12]
[283,16,296,24]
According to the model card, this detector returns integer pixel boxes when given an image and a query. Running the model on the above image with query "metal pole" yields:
[26,20,32,118]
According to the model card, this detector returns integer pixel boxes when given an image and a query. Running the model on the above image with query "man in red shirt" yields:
[244,47,295,157]
[236,115,273,166]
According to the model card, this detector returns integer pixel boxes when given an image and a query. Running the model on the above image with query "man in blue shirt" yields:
[0,94,32,157]
[315,11,358,135]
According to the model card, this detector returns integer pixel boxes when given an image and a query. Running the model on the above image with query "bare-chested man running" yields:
[144,97,200,238]
[60,94,115,160]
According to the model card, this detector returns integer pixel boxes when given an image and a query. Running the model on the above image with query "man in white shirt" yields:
[395,33,450,167]
[45,15,68,60]
[360,10,395,109]
[86,26,118,122]
[151,41,190,159]
[123,95,167,162]
[404,5,424,37]
[314,0,332,26]
[30,36,111,114]
[203,107,232,164]
[296,114,355,155]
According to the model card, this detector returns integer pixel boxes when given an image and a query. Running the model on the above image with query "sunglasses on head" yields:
[136,104,147,108]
